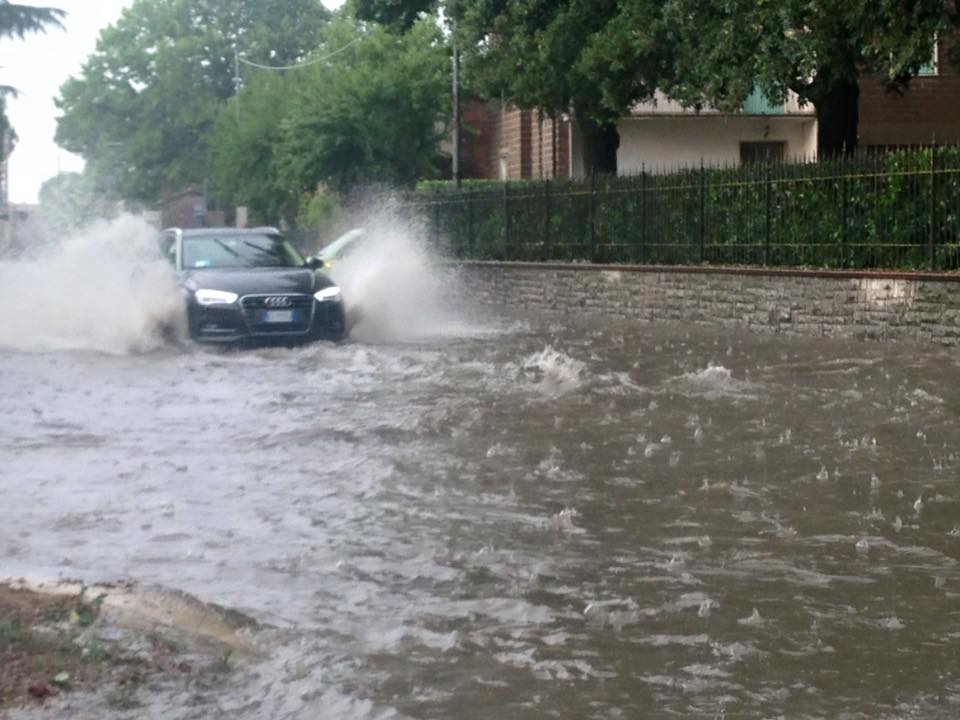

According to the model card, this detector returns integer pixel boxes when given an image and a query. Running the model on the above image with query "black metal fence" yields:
[402,146,960,271]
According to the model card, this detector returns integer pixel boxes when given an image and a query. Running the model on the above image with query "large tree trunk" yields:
[815,79,860,157]
[579,117,619,176]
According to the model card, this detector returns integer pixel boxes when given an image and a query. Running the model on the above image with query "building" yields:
[0,203,40,256]
[160,187,225,229]
[617,89,817,173]
[467,37,959,179]
[459,100,574,180]
[858,37,960,150]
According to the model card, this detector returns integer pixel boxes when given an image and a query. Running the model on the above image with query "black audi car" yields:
[158,227,346,344]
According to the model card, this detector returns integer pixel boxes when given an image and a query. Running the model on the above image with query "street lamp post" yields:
[452,43,461,189]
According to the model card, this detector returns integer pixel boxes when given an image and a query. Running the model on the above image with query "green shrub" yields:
[407,146,960,271]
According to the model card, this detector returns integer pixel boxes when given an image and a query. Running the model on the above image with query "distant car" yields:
[158,227,346,344]
[316,228,366,269]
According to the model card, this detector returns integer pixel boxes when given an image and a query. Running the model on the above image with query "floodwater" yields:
[2,221,960,719]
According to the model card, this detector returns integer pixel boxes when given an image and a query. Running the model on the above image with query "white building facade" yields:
[616,90,818,174]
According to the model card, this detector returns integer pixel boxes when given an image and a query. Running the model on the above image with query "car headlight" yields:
[314,286,342,302]
[195,289,239,306]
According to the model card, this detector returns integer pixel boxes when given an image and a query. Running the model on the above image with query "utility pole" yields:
[234,46,241,123]
[452,43,461,188]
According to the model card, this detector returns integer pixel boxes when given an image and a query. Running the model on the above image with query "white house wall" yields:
[630,89,813,116]
[616,116,818,174]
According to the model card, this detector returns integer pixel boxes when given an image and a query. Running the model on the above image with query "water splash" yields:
[319,213,476,343]
[667,363,760,399]
[521,346,585,395]
[0,215,183,354]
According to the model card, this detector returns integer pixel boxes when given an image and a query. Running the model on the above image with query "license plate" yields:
[262,309,296,323]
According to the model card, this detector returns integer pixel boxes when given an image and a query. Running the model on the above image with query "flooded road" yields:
[2,307,960,718]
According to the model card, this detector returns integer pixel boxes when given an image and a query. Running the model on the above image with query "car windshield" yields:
[182,234,305,270]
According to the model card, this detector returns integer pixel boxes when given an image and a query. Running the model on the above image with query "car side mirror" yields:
[304,256,325,270]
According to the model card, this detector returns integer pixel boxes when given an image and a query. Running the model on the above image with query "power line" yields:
[237,37,361,72]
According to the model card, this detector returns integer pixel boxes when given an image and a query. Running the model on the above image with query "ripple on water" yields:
[4,317,960,718]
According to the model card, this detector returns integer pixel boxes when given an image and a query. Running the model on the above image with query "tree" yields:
[356,0,957,163]
[209,72,293,224]
[54,0,329,203]
[210,17,448,221]
[357,0,666,174]
[0,1,64,40]
[654,0,955,156]
[0,2,64,149]
[349,0,433,30]
[276,19,449,195]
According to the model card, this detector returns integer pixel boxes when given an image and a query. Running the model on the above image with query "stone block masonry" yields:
[455,262,960,346]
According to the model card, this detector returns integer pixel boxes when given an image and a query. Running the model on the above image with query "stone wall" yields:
[456,261,960,345]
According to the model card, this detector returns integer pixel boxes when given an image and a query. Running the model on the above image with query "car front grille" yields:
[241,294,314,334]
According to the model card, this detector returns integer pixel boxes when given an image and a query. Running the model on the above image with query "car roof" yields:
[166,227,282,238]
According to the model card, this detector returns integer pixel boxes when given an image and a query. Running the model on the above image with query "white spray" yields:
[0,214,184,354]
[320,209,477,343]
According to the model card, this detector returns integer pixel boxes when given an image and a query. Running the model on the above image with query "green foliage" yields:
[210,74,292,224]
[68,586,107,627]
[54,0,329,203]
[410,148,960,271]
[210,17,448,223]
[362,0,956,158]
[0,1,64,141]
[0,1,64,41]
[295,190,343,233]
[350,0,434,29]
[57,2,449,219]
[0,619,25,643]
[656,0,952,109]
[0,95,15,157]
[453,0,656,125]
[274,18,450,196]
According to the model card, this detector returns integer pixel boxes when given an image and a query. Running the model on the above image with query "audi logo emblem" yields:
[264,296,293,308]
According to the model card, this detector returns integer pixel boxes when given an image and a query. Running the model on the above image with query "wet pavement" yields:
[2,303,960,718]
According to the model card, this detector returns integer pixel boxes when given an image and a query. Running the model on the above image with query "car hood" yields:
[182,267,333,296]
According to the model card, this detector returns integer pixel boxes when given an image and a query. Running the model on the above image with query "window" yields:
[742,88,785,115]
[181,234,305,270]
[741,142,786,164]
[918,39,938,76]
[157,234,177,265]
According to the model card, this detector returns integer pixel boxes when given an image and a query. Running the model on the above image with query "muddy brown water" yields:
[2,312,959,719]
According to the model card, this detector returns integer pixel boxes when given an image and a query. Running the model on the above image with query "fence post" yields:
[929,144,938,271]
[433,187,441,251]
[543,180,552,261]
[640,164,646,264]
[502,181,510,260]
[699,158,706,264]
[764,161,772,266]
[467,188,475,258]
[840,155,848,268]
[589,172,597,261]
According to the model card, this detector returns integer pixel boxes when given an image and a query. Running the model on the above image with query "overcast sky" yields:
[1,0,343,205]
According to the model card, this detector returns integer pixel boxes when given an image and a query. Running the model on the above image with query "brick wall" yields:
[460,100,499,179]
[529,111,573,179]
[455,262,960,345]
[859,38,960,146]
[498,108,533,179]
[467,105,573,180]
[160,190,224,228]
